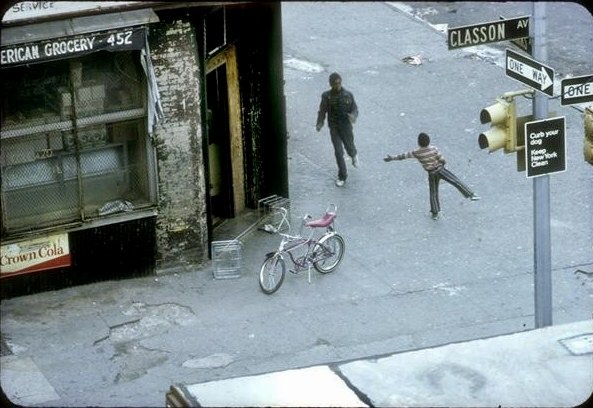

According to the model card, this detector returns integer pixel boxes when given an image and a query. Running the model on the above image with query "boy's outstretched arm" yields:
[384,151,412,162]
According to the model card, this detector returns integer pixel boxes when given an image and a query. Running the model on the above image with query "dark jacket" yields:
[316,87,358,129]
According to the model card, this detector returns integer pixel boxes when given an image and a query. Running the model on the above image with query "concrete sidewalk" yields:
[170,319,592,407]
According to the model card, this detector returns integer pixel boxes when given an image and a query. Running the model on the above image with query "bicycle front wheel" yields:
[259,255,286,294]
[313,233,345,273]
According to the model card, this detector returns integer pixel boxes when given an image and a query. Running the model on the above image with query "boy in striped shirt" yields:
[384,132,480,220]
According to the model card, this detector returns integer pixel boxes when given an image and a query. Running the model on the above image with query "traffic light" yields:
[584,106,593,165]
[478,97,517,153]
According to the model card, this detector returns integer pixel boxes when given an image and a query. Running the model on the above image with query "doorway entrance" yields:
[207,64,233,222]
[205,45,245,226]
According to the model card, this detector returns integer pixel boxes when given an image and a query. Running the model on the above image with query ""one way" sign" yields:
[561,75,593,105]
[506,49,555,97]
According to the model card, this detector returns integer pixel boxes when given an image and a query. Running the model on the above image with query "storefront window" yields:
[1,50,157,234]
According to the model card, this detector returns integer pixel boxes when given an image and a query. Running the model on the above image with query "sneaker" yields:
[352,155,359,168]
[431,212,439,220]
[470,194,481,201]
[335,179,345,187]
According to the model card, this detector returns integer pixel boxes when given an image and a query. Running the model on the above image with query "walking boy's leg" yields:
[438,167,475,198]
[341,125,357,159]
[330,129,347,181]
[428,172,441,217]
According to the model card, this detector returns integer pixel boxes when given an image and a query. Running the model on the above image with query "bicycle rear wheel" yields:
[313,233,345,273]
[259,255,286,294]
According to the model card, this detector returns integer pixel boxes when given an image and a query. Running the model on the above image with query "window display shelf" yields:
[3,143,126,191]
[1,108,145,139]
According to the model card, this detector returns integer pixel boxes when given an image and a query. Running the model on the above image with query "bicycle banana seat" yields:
[305,212,336,228]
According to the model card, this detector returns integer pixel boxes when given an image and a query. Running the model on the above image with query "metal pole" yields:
[532,2,553,328]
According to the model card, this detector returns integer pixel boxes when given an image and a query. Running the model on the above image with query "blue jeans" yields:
[330,123,357,181]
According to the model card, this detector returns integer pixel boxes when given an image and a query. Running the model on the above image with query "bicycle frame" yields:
[259,204,345,294]
[268,204,338,282]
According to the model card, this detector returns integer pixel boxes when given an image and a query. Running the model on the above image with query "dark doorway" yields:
[206,64,234,223]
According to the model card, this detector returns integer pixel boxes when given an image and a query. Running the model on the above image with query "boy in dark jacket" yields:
[316,72,359,187]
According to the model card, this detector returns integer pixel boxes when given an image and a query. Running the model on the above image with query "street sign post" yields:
[530,3,552,329]
[499,15,532,54]
[447,16,529,50]
[506,49,555,96]
[524,116,566,178]
[561,75,593,105]
[510,37,532,54]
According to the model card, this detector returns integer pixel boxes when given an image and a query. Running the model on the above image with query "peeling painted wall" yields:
[148,20,209,269]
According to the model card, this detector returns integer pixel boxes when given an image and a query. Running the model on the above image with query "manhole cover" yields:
[559,333,593,355]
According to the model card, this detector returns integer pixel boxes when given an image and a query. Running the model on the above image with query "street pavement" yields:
[1,2,592,407]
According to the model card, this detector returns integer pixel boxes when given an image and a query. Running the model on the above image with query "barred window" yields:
[1,50,157,234]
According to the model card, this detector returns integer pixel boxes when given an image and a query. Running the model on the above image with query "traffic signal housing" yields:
[585,106,593,165]
[478,97,517,153]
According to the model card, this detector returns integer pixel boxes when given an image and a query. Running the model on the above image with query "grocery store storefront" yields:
[1,9,162,295]
[1,26,160,233]
[0,2,288,297]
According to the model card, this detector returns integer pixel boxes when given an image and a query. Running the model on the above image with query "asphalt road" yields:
[281,1,593,325]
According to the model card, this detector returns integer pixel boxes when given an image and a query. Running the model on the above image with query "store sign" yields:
[0,25,145,68]
[3,2,144,23]
[1,232,71,277]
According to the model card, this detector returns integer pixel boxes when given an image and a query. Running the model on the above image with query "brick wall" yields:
[148,20,209,270]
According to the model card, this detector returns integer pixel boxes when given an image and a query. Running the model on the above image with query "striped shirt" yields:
[393,145,444,172]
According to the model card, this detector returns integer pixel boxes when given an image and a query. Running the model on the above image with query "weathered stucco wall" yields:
[148,20,209,270]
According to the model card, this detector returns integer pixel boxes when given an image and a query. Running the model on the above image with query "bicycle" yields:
[258,204,345,294]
